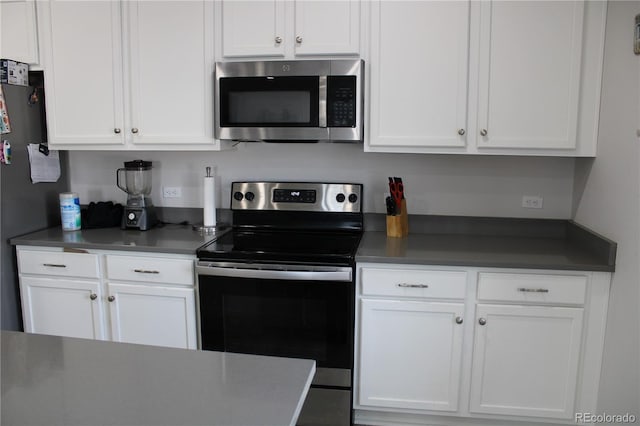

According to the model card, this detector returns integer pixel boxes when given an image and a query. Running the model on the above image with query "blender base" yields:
[121,206,158,231]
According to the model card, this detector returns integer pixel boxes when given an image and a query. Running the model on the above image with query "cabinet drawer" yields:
[105,255,194,286]
[361,268,466,299]
[477,272,587,305]
[18,250,100,278]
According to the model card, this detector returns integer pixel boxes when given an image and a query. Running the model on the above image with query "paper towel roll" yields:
[203,175,216,227]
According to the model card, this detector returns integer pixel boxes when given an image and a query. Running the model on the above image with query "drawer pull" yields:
[108,296,115,302]
[397,283,429,289]
[455,316,463,324]
[43,263,66,268]
[134,269,160,274]
[517,288,549,293]
[89,293,97,300]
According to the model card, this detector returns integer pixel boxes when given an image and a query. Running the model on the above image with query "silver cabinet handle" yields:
[458,129,465,136]
[480,129,488,136]
[478,318,487,326]
[455,316,463,324]
[131,128,139,134]
[90,293,97,300]
[517,288,549,293]
[114,128,121,134]
[397,283,429,288]
[296,36,303,43]
[134,269,160,274]
[108,296,115,302]
[43,263,66,268]
[275,36,282,44]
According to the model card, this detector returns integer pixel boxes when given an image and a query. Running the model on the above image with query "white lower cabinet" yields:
[20,276,104,340]
[17,246,197,350]
[107,283,196,349]
[359,299,465,412]
[355,263,612,426]
[469,304,583,419]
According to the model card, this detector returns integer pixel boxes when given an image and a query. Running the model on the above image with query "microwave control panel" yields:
[327,76,356,128]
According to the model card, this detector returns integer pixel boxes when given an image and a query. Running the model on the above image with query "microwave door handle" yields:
[319,76,327,128]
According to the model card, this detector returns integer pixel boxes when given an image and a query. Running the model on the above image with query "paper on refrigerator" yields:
[0,85,11,134]
[27,143,60,183]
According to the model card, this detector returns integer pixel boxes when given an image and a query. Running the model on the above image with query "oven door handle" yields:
[196,264,352,282]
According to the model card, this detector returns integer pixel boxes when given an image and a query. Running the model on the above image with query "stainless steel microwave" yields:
[214,59,363,142]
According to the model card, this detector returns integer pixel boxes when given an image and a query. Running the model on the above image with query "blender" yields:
[116,160,158,230]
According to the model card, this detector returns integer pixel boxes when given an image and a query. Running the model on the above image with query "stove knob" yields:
[245,191,255,202]
[348,193,358,203]
[336,193,346,203]
[233,191,244,201]
[127,212,136,221]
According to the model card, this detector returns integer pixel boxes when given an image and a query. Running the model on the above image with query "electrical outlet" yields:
[522,195,543,209]
[162,187,182,198]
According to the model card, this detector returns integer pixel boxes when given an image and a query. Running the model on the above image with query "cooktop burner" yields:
[196,182,364,266]
[196,229,362,266]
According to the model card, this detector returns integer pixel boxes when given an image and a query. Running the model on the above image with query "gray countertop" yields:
[1,331,315,426]
[357,215,616,272]
[356,231,614,271]
[10,224,229,255]
[10,216,616,271]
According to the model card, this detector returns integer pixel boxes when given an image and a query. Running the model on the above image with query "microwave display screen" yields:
[229,91,310,124]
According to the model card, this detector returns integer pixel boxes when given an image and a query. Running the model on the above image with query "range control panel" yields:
[231,182,362,213]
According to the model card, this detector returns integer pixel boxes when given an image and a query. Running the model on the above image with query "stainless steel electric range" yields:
[196,182,363,426]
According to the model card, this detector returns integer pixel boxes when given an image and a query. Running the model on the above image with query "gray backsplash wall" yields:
[69,143,575,219]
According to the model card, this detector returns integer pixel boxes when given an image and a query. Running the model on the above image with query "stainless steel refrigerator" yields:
[0,72,69,330]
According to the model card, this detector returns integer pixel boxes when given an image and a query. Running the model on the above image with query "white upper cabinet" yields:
[0,0,40,65]
[221,0,286,58]
[38,1,218,150]
[366,0,607,156]
[293,1,360,56]
[368,1,470,151]
[476,1,584,151]
[127,2,214,146]
[39,1,124,146]
[219,0,360,59]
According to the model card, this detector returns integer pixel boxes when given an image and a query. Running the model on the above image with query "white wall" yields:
[69,145,575,219]
[573,0,640,417]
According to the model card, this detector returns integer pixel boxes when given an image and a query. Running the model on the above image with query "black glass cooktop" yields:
[197,229,362,266]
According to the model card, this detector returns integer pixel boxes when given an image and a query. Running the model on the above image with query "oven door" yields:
[197,262,353,375]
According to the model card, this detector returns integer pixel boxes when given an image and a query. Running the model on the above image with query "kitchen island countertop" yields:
[1,331,315,426]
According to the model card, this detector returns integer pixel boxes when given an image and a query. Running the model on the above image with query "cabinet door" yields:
[107,283,197,350]
[19,276,104,340]
[470,304,584,419]
[1,0,39,65]
[358,299,465,412]
[221,0,286,58]
[476,1,584,150]
[126,1,214,146]
[293,0,360,56]
[368,1,469,151]
[39,1,125,146]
